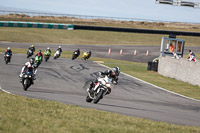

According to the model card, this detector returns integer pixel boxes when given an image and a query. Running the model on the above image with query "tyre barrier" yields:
[0,21,74,30]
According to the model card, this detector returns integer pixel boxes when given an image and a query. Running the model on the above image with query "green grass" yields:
[1,27,200,46]
[1,91,200,133]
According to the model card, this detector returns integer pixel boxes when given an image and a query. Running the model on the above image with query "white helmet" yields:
[7,47,10,50]
[59,46,61,48]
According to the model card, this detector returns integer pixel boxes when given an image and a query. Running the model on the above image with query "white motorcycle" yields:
[54,50,60,59]
[4,53,11,64]
[86,75,112,104]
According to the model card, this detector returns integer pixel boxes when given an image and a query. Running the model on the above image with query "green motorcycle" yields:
[34,55,42,68]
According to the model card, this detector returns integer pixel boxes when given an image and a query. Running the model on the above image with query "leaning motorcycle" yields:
[54,50,61,59]
[86,75,112,104]
[81,52,89,60]
[27,49,33,58]
[34,56,42,68]
[44,51,51,62]
[21,69,34,91]
[72,51,79,60]
[4,53,11,64]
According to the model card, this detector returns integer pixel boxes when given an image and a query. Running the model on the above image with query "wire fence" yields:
[0,10,193,24]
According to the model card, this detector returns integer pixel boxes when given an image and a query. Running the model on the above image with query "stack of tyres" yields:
[147,61,159,72]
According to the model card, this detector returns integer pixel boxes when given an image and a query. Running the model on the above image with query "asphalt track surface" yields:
[0,42,200,127]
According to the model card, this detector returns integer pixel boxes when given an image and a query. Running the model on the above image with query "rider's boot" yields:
[19,73,23,83]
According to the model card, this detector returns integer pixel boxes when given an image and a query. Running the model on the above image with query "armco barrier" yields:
[0,21,74,30]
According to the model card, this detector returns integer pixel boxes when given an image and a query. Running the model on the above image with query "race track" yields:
[0,52,200,127]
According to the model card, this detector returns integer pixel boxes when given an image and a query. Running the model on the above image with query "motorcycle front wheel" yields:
[86,96,93,103]
[93,89,104,104]
[23,78,30,91]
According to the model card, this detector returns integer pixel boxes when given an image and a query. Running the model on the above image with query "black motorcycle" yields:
[27,49,34,58]
[72,51,80,60]
[4,53,11,64]
[21,69,34,91]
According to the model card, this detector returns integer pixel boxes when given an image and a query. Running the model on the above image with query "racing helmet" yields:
[38,50,41,53]
[112,66,120,76]
[59,46,61,48]
[30,58,34,65]
[47,47,50,50]
[7,47,10,50]
[31,45,34,47]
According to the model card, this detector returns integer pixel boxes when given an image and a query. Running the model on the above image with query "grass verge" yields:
[1,91,200,133]
[1,27,200,46]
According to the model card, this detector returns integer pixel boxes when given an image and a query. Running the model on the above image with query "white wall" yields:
[158,56,200,86]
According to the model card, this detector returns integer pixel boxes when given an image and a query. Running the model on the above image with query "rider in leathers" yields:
[73,48,80,57]
[88,66,120,95]
[29,45,35,53]
[19,58,37,84]
[4,47,12,62]
[35,50,43,62]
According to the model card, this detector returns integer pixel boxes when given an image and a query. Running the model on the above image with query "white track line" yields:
[0,85,15,95]
[97,63,200,102]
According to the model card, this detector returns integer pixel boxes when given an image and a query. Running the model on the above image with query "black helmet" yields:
[112,67,120,76]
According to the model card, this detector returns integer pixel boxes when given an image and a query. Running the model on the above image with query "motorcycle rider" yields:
[87,50,91,59]
[35,50,43,62]
[4,47,12,62]
[57,46,62,53]
[19,58,37,84]
[29,45,35,53]
[44,47,52,54]
[88,66,120,95]
[73,48,80,57]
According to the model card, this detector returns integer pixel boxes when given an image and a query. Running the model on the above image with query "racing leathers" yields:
[29,46,35,53]
[4,49,12,62]
[35,52,43,62]
[19,61,37,84]
[89,69,118,95]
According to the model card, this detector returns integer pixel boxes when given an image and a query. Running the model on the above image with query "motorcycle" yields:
[54,50,60,59]
[34,56,42,68]
[81,52,90,60]
[72,51,80,60]
[4,53,11,64]
[21,68,34,91]
[86,75,112,104]
[27,49,33,58]
[44,51,51,62]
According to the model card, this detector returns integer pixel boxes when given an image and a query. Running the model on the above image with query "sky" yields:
[1,0,200,23]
